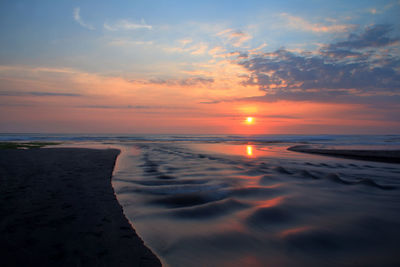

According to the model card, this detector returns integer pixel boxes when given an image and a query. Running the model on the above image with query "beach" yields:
[1,135,400,267]
[0,148,161,267]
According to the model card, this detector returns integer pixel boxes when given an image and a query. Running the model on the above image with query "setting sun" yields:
[246,117,254,124]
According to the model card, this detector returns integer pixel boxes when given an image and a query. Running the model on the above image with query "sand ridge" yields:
[288,145,400,163]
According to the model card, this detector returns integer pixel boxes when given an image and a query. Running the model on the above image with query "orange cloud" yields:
[217,29,252,47]
[280,13,354,33]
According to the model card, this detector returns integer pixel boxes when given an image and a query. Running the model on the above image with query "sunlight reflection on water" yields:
[246,145,253,157]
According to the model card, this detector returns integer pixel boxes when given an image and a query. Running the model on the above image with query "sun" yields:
[246,117,254,124]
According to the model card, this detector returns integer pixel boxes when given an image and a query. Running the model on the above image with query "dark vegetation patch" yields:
[0,142,61,149]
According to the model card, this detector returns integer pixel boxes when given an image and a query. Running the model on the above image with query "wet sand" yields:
[0,148,161,267]
[288,145,400,163]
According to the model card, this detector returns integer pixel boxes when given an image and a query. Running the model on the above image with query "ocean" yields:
[2,133,400,147]
[2,133,400,266]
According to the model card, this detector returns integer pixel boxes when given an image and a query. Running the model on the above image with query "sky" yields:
[0,0,399,134]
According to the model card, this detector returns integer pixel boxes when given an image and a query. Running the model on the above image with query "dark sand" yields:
[288,145,400,163]
[0,148,161,267]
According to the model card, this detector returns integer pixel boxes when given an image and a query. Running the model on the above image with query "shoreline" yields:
[0,148,161,266]
[288,145,400,164]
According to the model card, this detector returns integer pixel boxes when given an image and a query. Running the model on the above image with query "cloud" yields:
[237,24,400,104]
[179,39,193,46]
[325,24,399,50]
[108,39,153,46]
[217,29,252,47]
[143,76,214,87]
[199,100,221,104]
[367,2,398,15]
[208,46,249,59]
[248,43,268,55]
[368,8,378,15]
[78,105,153,109]
[208,46,227,57]
[0,91,82,97]
[190,43,208,55]
[280,13,354,33]
[236,90,400,104]
[229,30,252,47]
[73,7,95,30]
[233,51,249,58]
[164,42,208,55]
[77,104,195,110]
[104,19,152,31]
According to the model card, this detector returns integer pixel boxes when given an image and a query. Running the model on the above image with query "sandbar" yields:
[288,145,400,163]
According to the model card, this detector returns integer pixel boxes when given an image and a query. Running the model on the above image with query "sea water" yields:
[3,134,400,266]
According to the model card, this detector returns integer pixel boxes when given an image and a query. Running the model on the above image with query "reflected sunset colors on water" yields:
[112,140,400,266]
